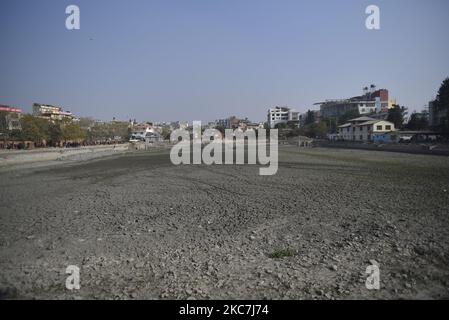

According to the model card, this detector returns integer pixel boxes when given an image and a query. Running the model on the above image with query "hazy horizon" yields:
[1,0,449,123]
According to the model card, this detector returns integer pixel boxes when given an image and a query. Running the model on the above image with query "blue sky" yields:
[1,0,448,122]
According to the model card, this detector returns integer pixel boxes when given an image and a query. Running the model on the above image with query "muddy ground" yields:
[0,147,448,299]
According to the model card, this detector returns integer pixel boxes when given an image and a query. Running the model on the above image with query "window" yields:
[376,125,382,130]
[360,135,363,140]
[386,125,391,130]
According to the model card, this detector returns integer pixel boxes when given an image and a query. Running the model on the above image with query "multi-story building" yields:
[131,122,154,140]
[0,105,22,131]
[267,106,299,128]
[337,116,395,142]
[316,86,391,120]
[216,116,241,129]
[216,118,228,129]
[236,118,264,132]
[32,103,75,121]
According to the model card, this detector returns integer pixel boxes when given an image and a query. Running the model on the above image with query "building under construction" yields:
[315,85,395,120]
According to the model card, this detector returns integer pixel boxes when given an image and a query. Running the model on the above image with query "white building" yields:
[338,116,395,142]
[144,132,164,143]
[130,122,156,141]
[267,106,299,128]
[32,103,75,121]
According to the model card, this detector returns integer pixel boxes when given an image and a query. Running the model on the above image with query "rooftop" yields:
[348,116,377,122]
[0,105,22,113]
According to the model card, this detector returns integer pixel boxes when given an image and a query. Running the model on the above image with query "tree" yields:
[63,122,86,141]
[436,78,449,110]
[0,111,8,134]
[274,123,287,129]
[0,111,10,146]
[20,114,49,143]
[300,121,328,138]
[109,121,131,141]
[161,127,172,140]
[286,121,299,129]
[88,123,110,141]
[86,121,130,141]
[48,122,63,145]
[304,110,315,125]
[285,127,302,138]
[338,109,360,125]
[312,122,328,138]
[387,104,407,129]
[77,117,96,130]
[406,112,429,131]
[322,117,338,133]
[434,77,449,133]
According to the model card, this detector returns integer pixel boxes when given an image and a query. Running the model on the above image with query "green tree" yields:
[110,121,129,140]
[88,123,110,141]
[387,104,407,129]
[322,117,338,133]
[48,122,63,144]
[161,127,172,140]
[87,121,130,141]
[312,121,328,138]
[286,121,299,129]
[77,117,96,130]
[338,109,360,125]
[274,123,287,129]
[434,77,449,133]
[0,111,8,134]
[406,112,429,131]
[300,121,328,138]
[436,78,449,110]
[20,114,49,143]
[63,122,86,141]
[304,110,315,125]
[0,111,10,145]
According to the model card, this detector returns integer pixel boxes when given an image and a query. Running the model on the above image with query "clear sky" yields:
[1,0,448,122]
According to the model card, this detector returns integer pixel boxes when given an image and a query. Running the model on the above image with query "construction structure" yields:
[315,85,396,120]
[267,106,300,128]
